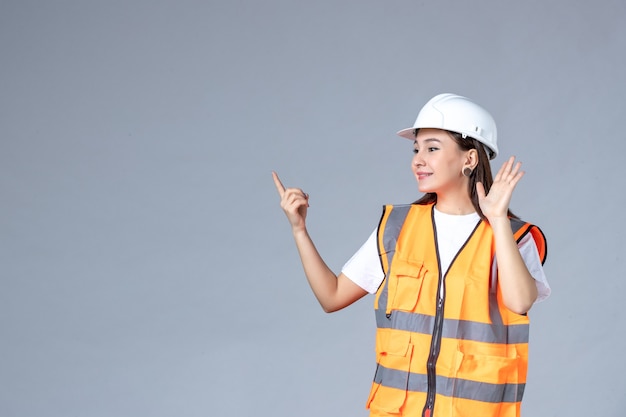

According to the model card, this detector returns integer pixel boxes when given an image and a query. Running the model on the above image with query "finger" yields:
[284,189,302,204]
[510,161,522,178]
[508,170,525,187]
[493,160,507,182]
[494,156,515,182]
[476,181,486,200]
[288,187,309,201]
[282,188,306,205]
[283,186,307,199]
[272,171,286,197]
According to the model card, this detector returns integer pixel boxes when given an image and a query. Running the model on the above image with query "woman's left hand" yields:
[476,156,524,221]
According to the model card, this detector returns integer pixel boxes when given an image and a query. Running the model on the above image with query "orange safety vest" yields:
[366,203,547,417]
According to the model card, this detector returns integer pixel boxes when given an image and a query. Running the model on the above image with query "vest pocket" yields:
[377,328,412,357]
[450,349,521,410]
[369,330,413,413]
[388,258,426,312]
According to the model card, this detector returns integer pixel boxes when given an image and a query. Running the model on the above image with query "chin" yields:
[417,184,434,194]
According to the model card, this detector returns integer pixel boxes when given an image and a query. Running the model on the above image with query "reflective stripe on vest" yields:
[367,203,547,417]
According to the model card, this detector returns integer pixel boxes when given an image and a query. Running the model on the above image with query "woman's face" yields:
[411,128,468,195]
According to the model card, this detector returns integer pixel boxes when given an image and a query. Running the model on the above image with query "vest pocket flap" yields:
[377,328,411,357]
[392,258,425,278]
[388,259,426,312]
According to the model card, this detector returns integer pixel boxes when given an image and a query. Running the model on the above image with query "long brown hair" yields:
[413,130,518,221]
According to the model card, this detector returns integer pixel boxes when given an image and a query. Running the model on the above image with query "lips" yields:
[416,172,432,180]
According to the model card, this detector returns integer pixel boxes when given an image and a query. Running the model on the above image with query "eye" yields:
[428,147,439,152]
[413,148,419,154]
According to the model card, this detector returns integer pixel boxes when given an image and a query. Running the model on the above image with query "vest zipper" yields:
[422,270,445,417]
[421,208,447,417]
[421,210,482,417]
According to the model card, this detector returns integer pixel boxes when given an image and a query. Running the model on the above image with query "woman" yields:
[272,93,549,417]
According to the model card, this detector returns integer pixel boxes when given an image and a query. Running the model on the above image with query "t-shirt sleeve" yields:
[342,226,551,302]
[518,233,551,302]
[341,229,385,294]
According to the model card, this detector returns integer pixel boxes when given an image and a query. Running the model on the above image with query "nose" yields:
[412,152,424,168]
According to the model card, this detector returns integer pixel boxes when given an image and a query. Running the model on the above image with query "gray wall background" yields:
[2,1,625,416]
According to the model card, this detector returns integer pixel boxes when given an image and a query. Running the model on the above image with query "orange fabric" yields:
[367,204,543,417]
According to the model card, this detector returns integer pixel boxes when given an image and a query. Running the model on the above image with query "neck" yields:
[434,190,475,215]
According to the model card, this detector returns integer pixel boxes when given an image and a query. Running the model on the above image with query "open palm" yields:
[476,156,524,221]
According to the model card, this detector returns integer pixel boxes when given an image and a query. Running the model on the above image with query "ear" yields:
[465,149,478,169]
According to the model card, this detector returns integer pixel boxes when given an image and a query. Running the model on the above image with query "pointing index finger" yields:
[272,171,286,197]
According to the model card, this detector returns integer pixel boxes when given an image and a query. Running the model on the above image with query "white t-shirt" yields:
[342,207,551,302]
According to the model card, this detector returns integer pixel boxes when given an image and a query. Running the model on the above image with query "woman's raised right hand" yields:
[272,171,309,232]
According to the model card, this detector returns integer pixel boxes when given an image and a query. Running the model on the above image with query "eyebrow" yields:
[414,138,442,146]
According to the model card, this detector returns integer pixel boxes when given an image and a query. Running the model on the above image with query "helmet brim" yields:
[396,127,416,140]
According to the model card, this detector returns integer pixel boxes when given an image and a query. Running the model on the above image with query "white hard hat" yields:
[397,93,498,159]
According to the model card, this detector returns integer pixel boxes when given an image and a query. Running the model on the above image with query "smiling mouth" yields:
[416,173,432,180]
